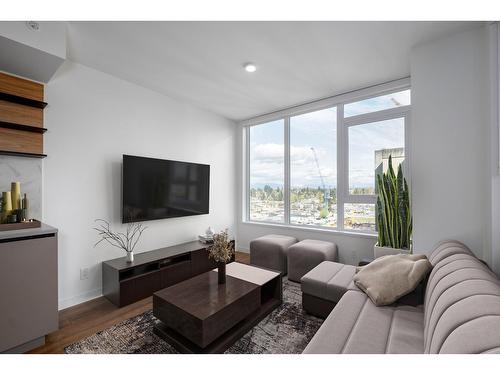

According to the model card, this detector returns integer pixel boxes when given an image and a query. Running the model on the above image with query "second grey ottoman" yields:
[287,239,338,282]
[250,234,298,274]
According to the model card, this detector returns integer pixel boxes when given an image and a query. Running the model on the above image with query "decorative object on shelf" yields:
[1,191,12,223]
[21,193,29,221]
[374,155,412,258]
[93,219,147,263]
[205,226,214,238]
[198,235,213,244]
[0,183,33,224]
[207,229,234,284]
[198,226,214,244]
[13,209,22,222]
[10,182,21,210]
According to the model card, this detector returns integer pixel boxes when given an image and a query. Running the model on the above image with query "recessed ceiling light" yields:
[244,63,257,73]
[25,21,40,32]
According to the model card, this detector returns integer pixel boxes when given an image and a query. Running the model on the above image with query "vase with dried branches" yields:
[93,219,147,263]
[208,229,234,284]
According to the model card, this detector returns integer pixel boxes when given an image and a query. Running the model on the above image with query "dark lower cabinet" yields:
[102,240,234,307]
[120,271,162,306]
[160,260,191,289]
[191,249,217,277]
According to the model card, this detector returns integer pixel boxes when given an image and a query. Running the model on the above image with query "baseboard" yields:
[2,336,46,354]
[58,288,103,310]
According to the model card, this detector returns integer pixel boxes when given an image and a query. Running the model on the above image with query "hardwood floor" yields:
[29,251,250,354]
[235,250,249,264]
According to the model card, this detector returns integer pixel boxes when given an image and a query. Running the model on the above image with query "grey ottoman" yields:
[287,239,338,282]
[301,261,357,318]
[250,234,298,274]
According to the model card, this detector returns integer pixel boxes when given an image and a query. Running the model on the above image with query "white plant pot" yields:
[374,244,411,259]
[126,251,134,263]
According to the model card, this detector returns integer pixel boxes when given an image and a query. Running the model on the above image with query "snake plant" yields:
[375,155,412,250]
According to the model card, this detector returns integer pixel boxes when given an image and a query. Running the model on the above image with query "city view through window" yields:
[248,89,409,232]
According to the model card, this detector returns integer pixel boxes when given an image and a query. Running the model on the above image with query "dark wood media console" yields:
[102,240,234,307]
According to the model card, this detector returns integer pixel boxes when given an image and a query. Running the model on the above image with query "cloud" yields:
[250,116,405,189]
[250,142,336,187]
[251,143,284,162]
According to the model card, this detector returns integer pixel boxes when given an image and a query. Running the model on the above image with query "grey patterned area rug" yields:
[65,280,323,354]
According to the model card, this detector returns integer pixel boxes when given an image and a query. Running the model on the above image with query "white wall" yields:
[410,26,491,261]
[44,61,236,309]
[489,23,500,276]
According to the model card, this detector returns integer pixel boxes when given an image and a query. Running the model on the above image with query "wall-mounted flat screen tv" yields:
[122,155,210,223]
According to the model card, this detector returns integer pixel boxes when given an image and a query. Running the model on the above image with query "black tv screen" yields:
[122,155,210,223]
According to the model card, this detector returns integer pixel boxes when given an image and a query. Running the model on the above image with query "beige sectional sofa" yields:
[303,240,500,354]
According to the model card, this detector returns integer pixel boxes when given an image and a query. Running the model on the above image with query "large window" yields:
[348,118,405,196]
[290,108,337,227]
[249,119,284,222]
[245,82,410,233]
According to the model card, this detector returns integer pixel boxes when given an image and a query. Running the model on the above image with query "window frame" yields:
[241,78,411,235]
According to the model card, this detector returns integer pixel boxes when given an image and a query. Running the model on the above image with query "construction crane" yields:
[310,147,330,218]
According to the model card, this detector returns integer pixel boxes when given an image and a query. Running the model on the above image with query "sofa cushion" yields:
[440,315,500,354]
[424,257,496,330]
[429,294,500,353]
[427,239,473,266]
[422,240,500,353]
[353,254,432,306]
[423,253,494,330]
[303,290,424,354]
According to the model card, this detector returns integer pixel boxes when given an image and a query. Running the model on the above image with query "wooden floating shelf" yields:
[0,150,47,159]
[0,74,48,159]
[0,91,47,109]
[0,120,47,134]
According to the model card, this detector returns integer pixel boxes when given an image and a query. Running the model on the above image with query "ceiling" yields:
[67,21,482,121]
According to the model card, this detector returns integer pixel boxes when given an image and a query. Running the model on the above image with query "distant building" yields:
[375,147,405,175]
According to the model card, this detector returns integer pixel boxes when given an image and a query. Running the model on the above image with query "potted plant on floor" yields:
[208,229,234,284]
[374,155,412,258]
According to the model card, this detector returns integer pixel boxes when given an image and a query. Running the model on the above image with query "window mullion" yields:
[337,105,345,230]
[245,126,250,222]
[284,116,290,225]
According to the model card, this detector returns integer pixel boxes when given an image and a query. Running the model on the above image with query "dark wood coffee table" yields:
[153,262,282,353]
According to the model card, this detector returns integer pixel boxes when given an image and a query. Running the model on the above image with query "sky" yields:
[249,90,409,189]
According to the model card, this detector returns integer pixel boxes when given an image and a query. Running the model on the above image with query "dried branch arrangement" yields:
[93,219,147,254]
[208,229,234,263]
